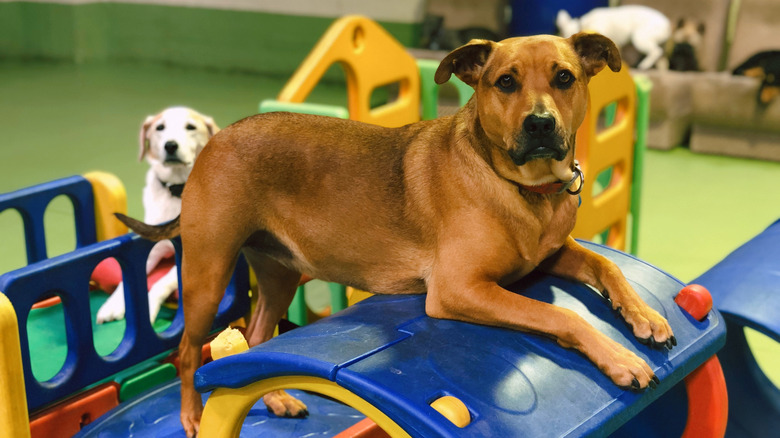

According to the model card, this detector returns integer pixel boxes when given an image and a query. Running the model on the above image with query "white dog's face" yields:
[139,106,218,181]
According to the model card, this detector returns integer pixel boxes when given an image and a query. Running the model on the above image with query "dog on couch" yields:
[733,50,780,106]
[557,6,671,70]
[96,106,219,325]
[668,18,706,72]
[116,33,675,437]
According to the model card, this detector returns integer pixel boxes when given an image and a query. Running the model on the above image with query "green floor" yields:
[1,60,779,384]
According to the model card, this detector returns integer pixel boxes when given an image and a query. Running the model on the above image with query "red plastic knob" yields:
[675,284,713,321]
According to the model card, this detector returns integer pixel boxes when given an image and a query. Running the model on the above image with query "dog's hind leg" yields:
[177,234,243,438]
[243,249,309,418]
[633,28,667,70]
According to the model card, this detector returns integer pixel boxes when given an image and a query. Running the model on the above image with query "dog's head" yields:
[138,106,219,173]
[669,18,704,72]
[435,33,621,187]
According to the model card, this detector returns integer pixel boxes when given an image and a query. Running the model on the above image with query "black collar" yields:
[159,178,185,198]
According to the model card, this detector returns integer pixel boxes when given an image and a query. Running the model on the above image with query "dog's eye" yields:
[186,124,197,131]
[155,124,165,131]
[555,70,574,88]
[496,74,516,91]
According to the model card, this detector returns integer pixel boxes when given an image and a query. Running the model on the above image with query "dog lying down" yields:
[557,6,671,70]
[733,51,780,106]
[97,107,218,325]
[116,32,675,437]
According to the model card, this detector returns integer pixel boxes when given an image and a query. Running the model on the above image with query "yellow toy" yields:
[84,171,128,241]
[277,15,420,128]
[571,63,637,252]
[0,292,31,438]
[210,328,249,361]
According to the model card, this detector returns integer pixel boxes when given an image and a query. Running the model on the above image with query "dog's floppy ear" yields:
[202,115,220,138]
[569,32,622,78]
[435,39,495,87]
[138,114,158,162]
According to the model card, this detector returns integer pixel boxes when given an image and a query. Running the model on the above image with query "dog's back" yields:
[181,112,448,294]
[559,6,669,46]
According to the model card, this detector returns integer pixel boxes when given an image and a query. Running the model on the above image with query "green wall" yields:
[0,2,421,76]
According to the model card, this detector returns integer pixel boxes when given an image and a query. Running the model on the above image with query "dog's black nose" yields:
[164,141,179,154]
[523,114,556,138]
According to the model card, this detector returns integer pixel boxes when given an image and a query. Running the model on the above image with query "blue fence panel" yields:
[0,233,249,411]
[0,176,98,265]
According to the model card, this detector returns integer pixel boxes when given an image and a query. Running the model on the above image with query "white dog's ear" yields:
[203,116,220,138]
[138,114,157,161]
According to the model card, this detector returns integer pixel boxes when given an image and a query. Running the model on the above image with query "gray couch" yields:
[626,0,780,161]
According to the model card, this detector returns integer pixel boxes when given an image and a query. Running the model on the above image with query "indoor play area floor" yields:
[1,59,779,387]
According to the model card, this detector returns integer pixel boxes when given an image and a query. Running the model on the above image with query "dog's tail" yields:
[115,213,181,241]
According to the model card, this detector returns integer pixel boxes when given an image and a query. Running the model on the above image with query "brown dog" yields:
[118,32,675,436]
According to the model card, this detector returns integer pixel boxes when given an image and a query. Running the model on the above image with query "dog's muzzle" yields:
[510,113,567,166]
[163,140,185,164]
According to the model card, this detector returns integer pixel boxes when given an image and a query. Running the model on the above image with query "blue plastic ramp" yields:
[195,242,725,437]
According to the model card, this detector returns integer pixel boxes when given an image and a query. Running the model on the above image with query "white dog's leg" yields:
[96,241,175,324]
[146,241,175,273]
[147,266,179,323]
[633,28,668,70]
[636,45,663,70]
[96,282,126,324]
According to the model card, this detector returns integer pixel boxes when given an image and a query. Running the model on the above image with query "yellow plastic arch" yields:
[0,292,31,438]
[278,15,420,128]
[199,375,410,438]
[83,171,128,241]
[572,64,636,251]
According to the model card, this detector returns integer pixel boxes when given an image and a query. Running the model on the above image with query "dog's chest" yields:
[512,196,578,265]
[143,177,183,225]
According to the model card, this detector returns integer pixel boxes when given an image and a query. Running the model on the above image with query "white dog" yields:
[97,107,219,324]
[557,6,670,70]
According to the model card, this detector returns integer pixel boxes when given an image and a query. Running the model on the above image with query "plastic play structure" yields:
[0,173,250,437]
[692,219,780,437]
[6,14,773,438]
[194,243,727,438]
[0,172,727,437]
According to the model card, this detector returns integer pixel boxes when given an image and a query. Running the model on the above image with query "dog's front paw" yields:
[586,333,659,391]
[96,286,126,324]
[615,302,676,350]
[263,389,309,418]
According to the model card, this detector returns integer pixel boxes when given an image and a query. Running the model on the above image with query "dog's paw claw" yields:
[645,335,676,350]
[622,378,644,392]
[648,376,658,389]
[280,408,308,419]
[638,335,669,350]
[636,336,669,348]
